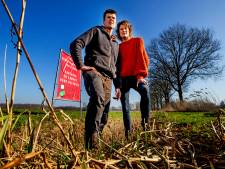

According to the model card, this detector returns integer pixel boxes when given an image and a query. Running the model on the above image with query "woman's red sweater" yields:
[119,37,149,79]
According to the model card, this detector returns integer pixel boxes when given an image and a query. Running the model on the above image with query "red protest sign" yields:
[56,51,81,101]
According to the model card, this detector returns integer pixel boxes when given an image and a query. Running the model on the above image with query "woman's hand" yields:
[113,88,121,100]
[137,78,148,87]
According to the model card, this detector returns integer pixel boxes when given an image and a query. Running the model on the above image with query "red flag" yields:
[56,51,81,101]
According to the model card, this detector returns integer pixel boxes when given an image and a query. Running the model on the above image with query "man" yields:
[116,20,150,139]
[70,9,120,149]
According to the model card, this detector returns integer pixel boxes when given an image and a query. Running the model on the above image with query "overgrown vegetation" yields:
[1,107,225,168]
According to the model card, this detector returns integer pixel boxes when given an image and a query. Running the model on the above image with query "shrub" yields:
[162,100,218,112]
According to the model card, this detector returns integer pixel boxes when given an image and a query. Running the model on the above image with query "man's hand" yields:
[80,65,95,72]
[137,78,148,87]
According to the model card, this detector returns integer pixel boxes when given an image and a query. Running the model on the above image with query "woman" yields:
[116,20,150,138]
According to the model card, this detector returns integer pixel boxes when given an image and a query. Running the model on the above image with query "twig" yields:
[90,158,120,169]
[0,151,42,169]
[3,44,9,114]
[27,111,32,136]
[152,148,170,169]
[139,129,167,136]
[128,156,161,163]
[40,152,52,169]
[3,44,10,157]
[7,0,27,156]
[178,162,199,169]
[219,108,225,114]
[152,118,155,130]
[149,162,159,169]
[98,137,128,160]
[0,105,4,125]
[32,112,50,152]
[211,120,221,140]
[59,109,74,125]
[1,0,78,160]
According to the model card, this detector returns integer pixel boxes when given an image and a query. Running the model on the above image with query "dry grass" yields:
[1,109,225,168]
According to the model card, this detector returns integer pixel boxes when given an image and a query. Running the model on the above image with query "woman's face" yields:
[119,24,130,40]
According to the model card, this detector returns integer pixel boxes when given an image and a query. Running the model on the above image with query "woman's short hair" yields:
[116,20,133,41]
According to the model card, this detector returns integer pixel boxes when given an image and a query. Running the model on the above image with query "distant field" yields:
[4,107,217,130]
[66,110,218,134]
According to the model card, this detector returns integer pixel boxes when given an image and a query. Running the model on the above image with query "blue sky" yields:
[1,0,225,107]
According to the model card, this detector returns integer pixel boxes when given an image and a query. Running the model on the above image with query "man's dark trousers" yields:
[83,70,112,149]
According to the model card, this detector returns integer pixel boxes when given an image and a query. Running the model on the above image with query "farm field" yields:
[4,108,217,131]
[1,106,225,168]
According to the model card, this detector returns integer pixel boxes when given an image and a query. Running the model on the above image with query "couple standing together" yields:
[70,9,150,150]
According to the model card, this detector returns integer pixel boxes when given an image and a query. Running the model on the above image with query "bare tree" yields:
[149,62,173,109]
[150,80,163,110]
[148,24,224,102]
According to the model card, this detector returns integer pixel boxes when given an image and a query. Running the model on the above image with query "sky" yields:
[1,0,225,107]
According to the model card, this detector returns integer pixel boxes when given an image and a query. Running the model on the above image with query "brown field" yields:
[1,108,225,168]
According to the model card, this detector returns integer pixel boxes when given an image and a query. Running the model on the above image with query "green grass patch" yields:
[4,107,220,133]
[153,111,215,125]
[108,111,141,119]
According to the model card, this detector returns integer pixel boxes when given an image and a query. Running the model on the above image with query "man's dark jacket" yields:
[70,26,119,79]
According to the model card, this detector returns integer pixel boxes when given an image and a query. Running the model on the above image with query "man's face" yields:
[119,24,130,40]
[103,13,116,29]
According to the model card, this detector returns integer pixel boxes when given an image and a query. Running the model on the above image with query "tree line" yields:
[147,24,224,110]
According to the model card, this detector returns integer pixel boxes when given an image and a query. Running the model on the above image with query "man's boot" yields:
[85,132,91,150]
[90,131,99,150]
[125,130,132,141]
[99,123,105,135]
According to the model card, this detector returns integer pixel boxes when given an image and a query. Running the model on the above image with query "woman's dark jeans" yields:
[83,70,112,149]
[120,76,150,133]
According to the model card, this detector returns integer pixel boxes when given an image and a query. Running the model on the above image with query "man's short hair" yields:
[103,9,117,20]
